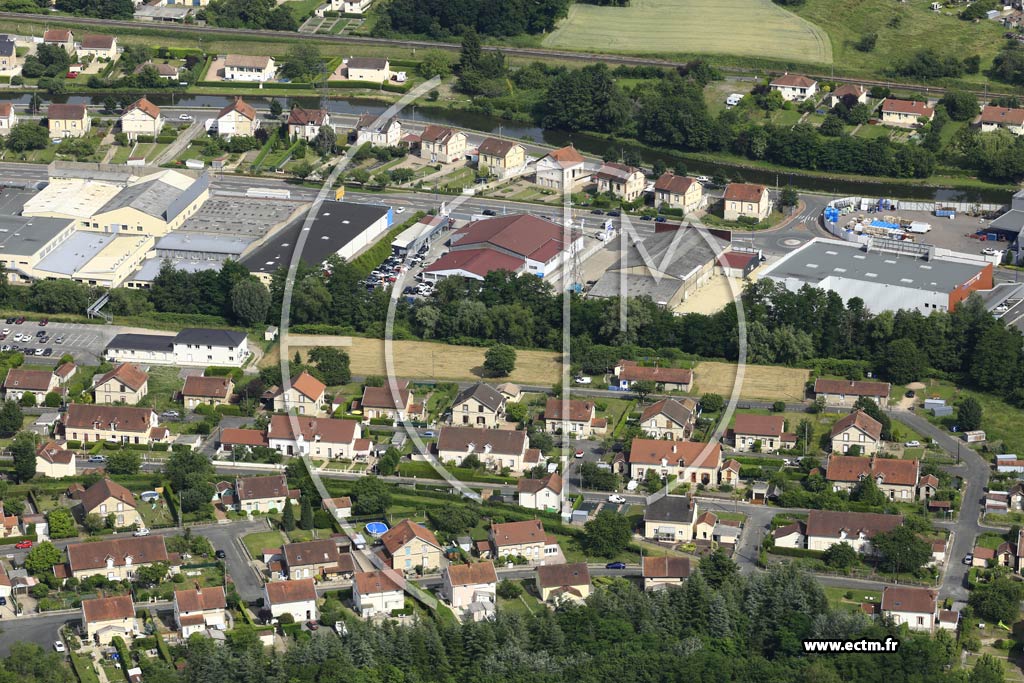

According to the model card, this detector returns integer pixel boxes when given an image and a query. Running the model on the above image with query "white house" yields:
[769,74,818,102]
[82,595,138,646]
[224,55,276,82]
[353,570,404,618]
[442,561,497,618]
[0,103,17,133]
[881,586,937,632]
[174,586,227,638]
[517,472,561,512]
[264,578,318,623]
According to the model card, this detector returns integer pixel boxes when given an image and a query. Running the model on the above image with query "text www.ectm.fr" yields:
[803,638,900,654]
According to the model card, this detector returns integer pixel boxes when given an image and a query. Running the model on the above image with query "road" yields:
[191,519,270,602]
[0,609,76,656]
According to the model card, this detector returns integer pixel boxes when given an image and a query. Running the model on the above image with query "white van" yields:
[725,94,744,108]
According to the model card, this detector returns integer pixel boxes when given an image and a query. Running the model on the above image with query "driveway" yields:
[193,520,269,602]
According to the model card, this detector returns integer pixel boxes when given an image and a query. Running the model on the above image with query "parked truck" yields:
[906,222,932,234]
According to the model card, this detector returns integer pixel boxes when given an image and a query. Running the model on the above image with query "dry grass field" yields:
[281,335,565,385]
[694,361,809,402]
[542,0,832,64]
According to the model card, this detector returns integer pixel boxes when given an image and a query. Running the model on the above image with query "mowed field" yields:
[542,0,832,64]
[282,335,565,385]
[694,361,809,402]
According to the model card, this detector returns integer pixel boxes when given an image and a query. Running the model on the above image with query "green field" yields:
[542,0,832,64]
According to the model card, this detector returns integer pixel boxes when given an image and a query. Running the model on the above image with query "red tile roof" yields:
[813,378,890,398]
[37,440,74,465]
[882,99,934,117]
[654,172,698,195]
[717,251,758,270]
[220,428,269,448]
[3,368,53,392]
[381,519,440,555]
[80,478,136,514]
[477,137,521,157]
[424,248,524,278]
[881,586,936,614]
[545,145,585,166]
[360,382,411,410]
[544,398,594,422]
[446,560,497,586]
[832,84,866,99]
[978,105,1024,126]
[517,472,562,495]
[174,586,226,613]
[451,214,566,261]
[723,183,767,204]
[418,125,461,144]
[805,510,903,540]
[264,578,316,604]
[82,595,134,623]
[67,536,169,572]
[217,97,256,121]
[64,404,155,433]
[771,73,817,88]
[235,474,289,502]
[354,570,402,595]
[286,107,328,126]
[616,360,692,385]
[43,29,71,42]
[437,426,527,455]
[124,97,160,120]
[283,539,341,568]
[830,410,883,441]
[537,562,589,588]
[733,414,785,437]
[287,371,326,401]
[628,438,722,469]
[491,519,546,548]
[95,363,149,393]
[182,375,232,399]
[47,103,87,121]
[642,556,691,579]
[268,415,357,445]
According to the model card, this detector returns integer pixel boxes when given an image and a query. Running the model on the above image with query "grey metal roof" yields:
[96,173,208,222]
[154,233,253,256]
[178,195,306,237]
[453,383,504,412]
[174,328,247,347]
[761,239,989,293]
[34,231,115,276]
[989,209,1024,235]
[644,494,695,524]
[0,215,72,256]
[130,257,220,284]
[106,333,175,352]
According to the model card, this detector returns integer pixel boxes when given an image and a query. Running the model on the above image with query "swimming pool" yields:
[365,522,389,536]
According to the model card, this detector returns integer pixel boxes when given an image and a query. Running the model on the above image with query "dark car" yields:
[215,550,227,560]
[905,390,916,398]
[482,209,497,216]
[605,562,627,570]
[14,317,24,324]
[403,286,415,295]
[640,215,652,221]
[590,209,604,215]
[307,621,319,631]
[38,318,48,326]
[4,318,12,324]
[607,210,621,217]
[42,348,53,357]
[654,216,667,223]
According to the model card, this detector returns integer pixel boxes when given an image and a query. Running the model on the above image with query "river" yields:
[0,91,1010,203]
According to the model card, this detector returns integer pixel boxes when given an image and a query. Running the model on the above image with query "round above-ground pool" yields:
[365,522,389,537]
[140,491,160,503]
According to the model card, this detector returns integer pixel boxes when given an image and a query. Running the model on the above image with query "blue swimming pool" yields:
[365,522,389,536]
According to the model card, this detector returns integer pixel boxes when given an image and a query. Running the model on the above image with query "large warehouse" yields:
[759,238,993,313]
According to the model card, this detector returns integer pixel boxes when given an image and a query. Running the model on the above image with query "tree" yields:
[872,526,932,574]
[11,431,36,482]
[496,579,522,599]
[290,161,315,181]
[134,562,169,588]
[166,449,214,492]
[582,510,631,557]
[483,344,516,377]
[352,476,391,516]
[180,487,211,514]
[969,575,1024,624]
[970,654,1006,683]
[631,380,656,403]
[882,338,926,384]
[822,542,858,569]
[698,547,739,588]
[105,451,142,475]
[851,472,886,506]
[269,98,283,118]
[418,50,454,78]
[427,504,480,534]
[819,115,845,137]
[313,124,336,156]
[700,393,724,413]
[280,43,324,81]
[281,498,296,531]
[0,400,22,437]
[46,508,76,539]
[779,187,799,208]
[376,447,401,476]
[83,512,104,533]
[24,541,61,574]
[958,396,983,431]
[308,347,351,385]
[940,90,981,121]
[854,32,877,52]
[43,391,61,408]
[6,122,49,152]
[300,497,314,530]
[230,278,270,326]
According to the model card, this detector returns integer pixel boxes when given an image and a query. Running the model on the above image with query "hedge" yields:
[155,135,176,144]
[769,546,826,560]
[110,636,132,682]
[164,482,179,524]
[281,622,302,638]
[327,80,410,93]
[157,47,204,59]
[66,440,82,449]
[151,443,169,452]
[0,533,38,547]
[216,405,244,416]
[70,653,100,683]
[197,80,311,90]
[155,634,172,663]
[368,417,394,426]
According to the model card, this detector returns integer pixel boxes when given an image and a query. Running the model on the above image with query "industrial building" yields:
[104,328,249,367]
[588,225,732,309]
[759,238,993,314]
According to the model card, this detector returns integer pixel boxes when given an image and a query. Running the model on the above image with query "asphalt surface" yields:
[191,520,270,602]
[0,611,75,657]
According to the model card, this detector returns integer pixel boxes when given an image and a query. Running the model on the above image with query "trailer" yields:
[935,208,956,218]
[963,430,986,443]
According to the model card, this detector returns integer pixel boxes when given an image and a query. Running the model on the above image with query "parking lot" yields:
[1,320,119,365]
[850,207,1009,257]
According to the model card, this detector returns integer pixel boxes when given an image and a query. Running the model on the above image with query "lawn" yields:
[138,366,184,413]
[852,124,892,139]
[542,0,832,64]
[914,378,1024,455]
[397,460,518,485]
[496,581,543,615]
[137,495,175,530]
[242,530,286,558]
[285,0,321,21]
[284,336,565,386]
[823,585,880,611]
[693,361,809,402]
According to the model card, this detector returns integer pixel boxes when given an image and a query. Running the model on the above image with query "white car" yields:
[178,113,193,121]
[133,527,151,537]
[904,440,921,448]
[395,207,406,214]
[607,494,626,504]
[53,641,65,653]
[574,376,592,384]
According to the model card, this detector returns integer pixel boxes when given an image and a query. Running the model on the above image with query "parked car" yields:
[904,390,915,398]
[133,527,150,537]
[54,336,64,344]
[53,641,65,653]
[0,596,7,606]
[306,620,319,631]
[162,410,180,419]
[215,549,227,559]
[482,209,497,216]
[605,562,627,570]
[179,113,193,121]
[38,318,48,326]
[87,455,106,463]
[42,348,53,356]
[395,207,406,214]
[14,317,24,324]
[963,553,973,565]
[590,209,604,215]
[574,376,592,384]
[574,449,585,458]
[608,494,626,504]
[640,215,652,221]
[654,216,667,223]
[14,540,32,549]
[904,440,921,448]
[422,430,435,437]
[4,318,13,324]
[606,210,621,217]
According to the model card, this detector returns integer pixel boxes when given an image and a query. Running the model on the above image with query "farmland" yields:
[694,361,809,402]
[542,0,832,64]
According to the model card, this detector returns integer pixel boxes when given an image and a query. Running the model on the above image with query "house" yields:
[79,478,140,528]
[693,511,717,542]
[218,428,269,455]
[642,556,691,591]
[805,509,904,554]
[223,54,276,82]
[813,378,891,407]
[78,34,117,60]
[490,519,553,563]
[518,472,562,512]
[0,502,17,539]
[544,398,605,438]
[105,329,249,368]
[55,361,77,385]
[829,410,883,454]
[976,105,1024,135]
[828,84,868,109]
[234,474,298,514]
[0,103,16,132]
[355,113,401,148]
[264,578,317,623]
[639,398,698,440]
[133,61,179,80]
[723,183,771,222]
[720,459,741,487]
[120,97,163,141]
[36,440,75,478]
[353,570,404,618]
[594,163,645,202]
[283,539,352,580]
[380,519,443,573]
[64,535,173,581]
[919,474,940,502]
[344,57,390,81]
[654,173,703,214]
[360,381,414,422]
[769,73,818,101]
[825,455,920,501]
[215,97,259,138]
[613,360,693,392]
[48,103,90,139]
[43,29,74,52]
[0,40,19,75]
[93,363,149,405]
[2,367,58,401]
[272,371,326,415]
[321,496,352,520]
[82,595,137,646]
[436,426,533,474]
[881,99,935,127]
[937,610,960,632]
[62,404,160,445]
[643,494,698,542]
[182,375,234,409]
[442,561,497,612]
[881,586,937,632]
[418,125,467,164]
[450,383,505,427]
[628,439,722,486]
[174,586,226,638]
[772,520,806,549]
[286,107,330,142]
[498,383,522,402]
[731,414,796,453]
[477,138,526,179]
[534,145,590,191]
[536,562,590,603]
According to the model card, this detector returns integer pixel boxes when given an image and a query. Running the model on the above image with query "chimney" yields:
[671,444,676,454]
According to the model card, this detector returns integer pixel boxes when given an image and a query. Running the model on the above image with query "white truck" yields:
[905,221,932,234]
